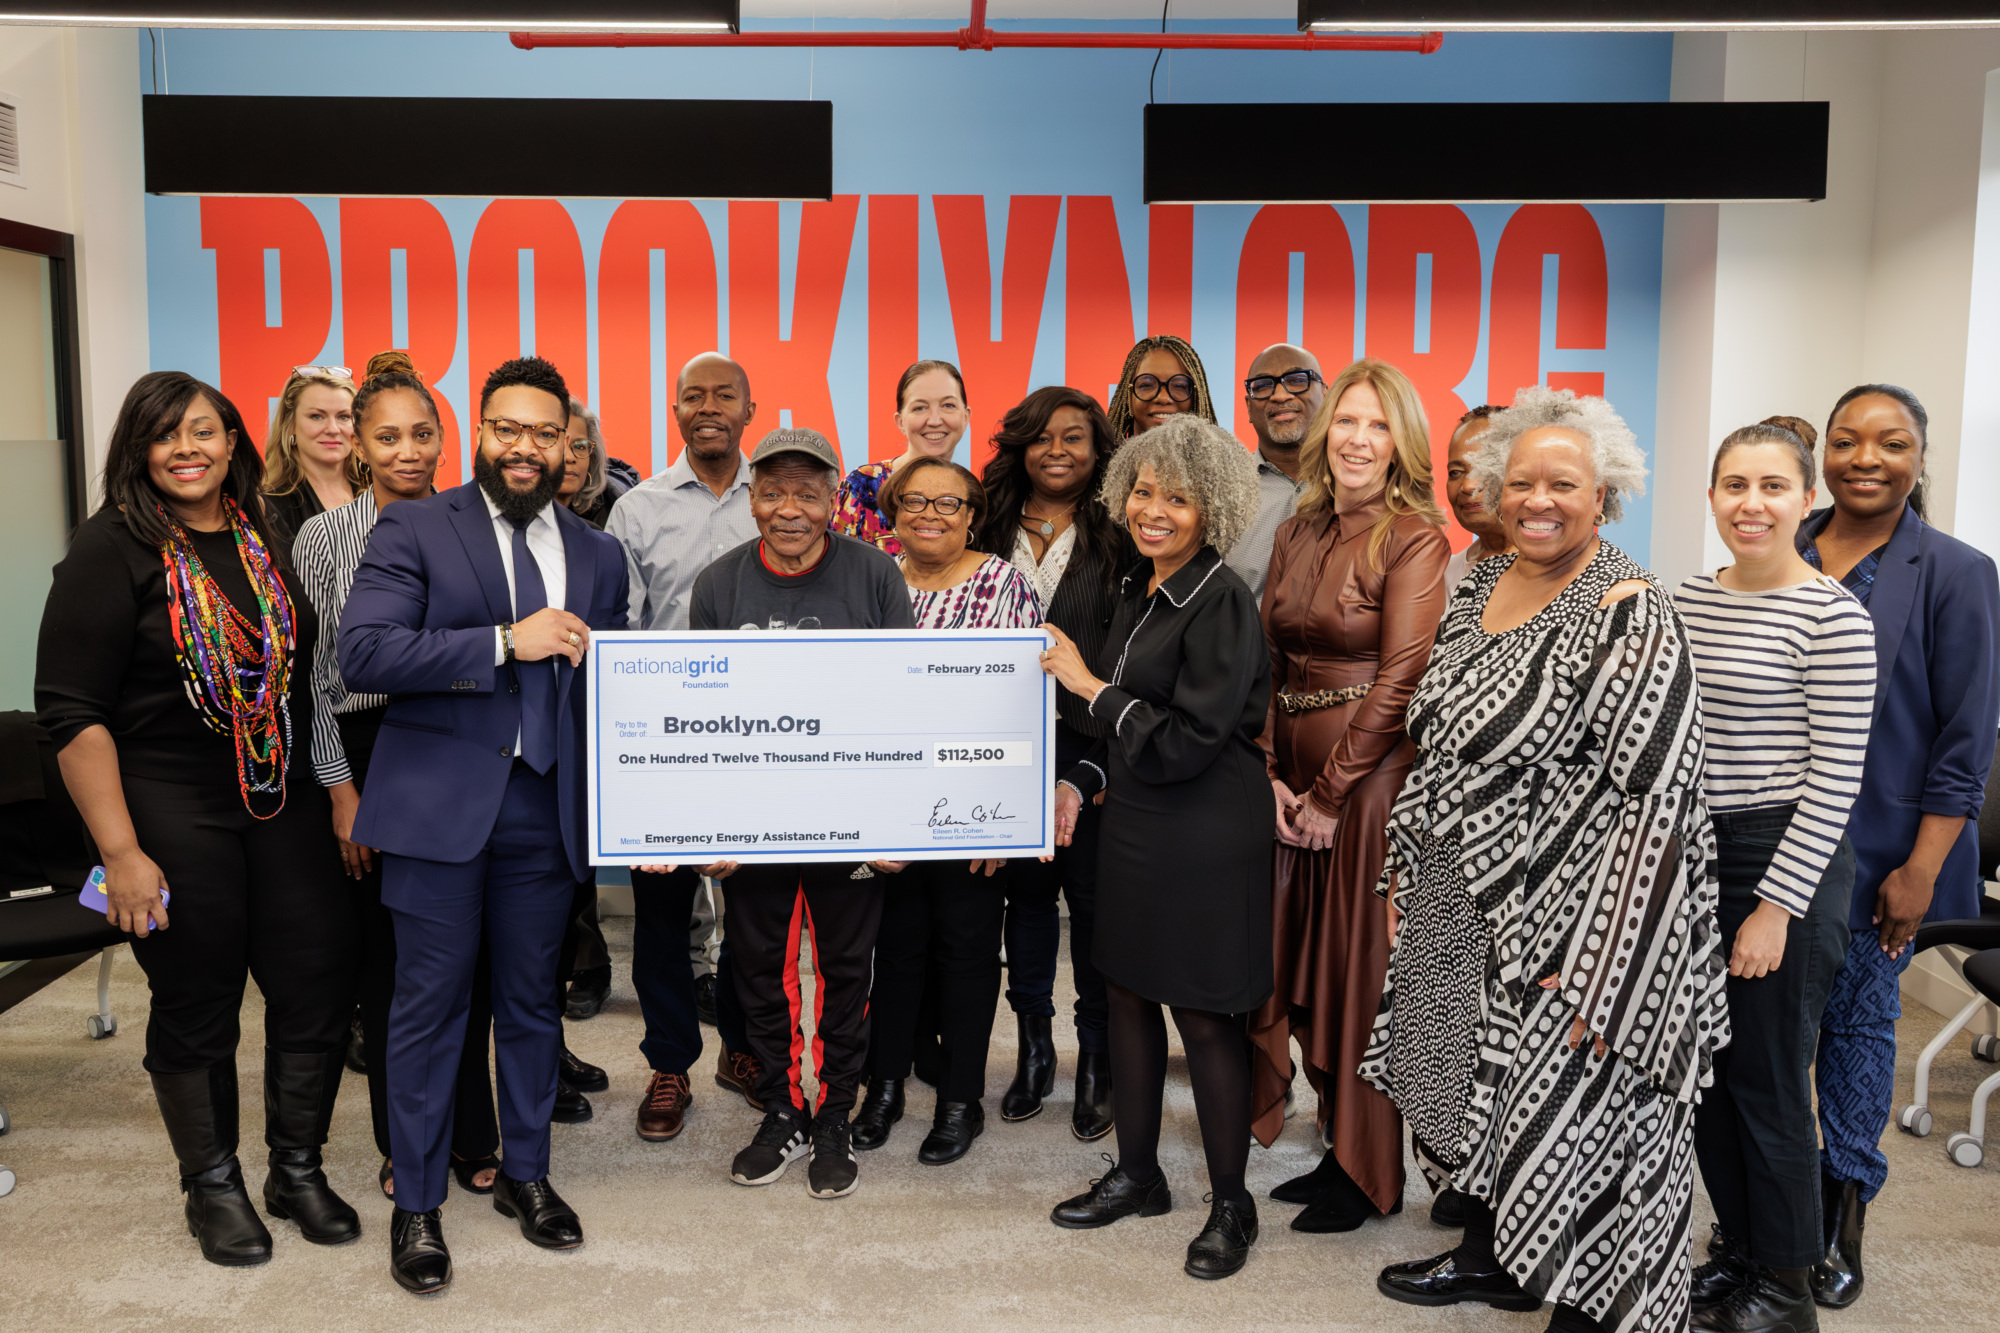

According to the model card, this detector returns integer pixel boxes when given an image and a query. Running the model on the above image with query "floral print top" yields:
[832,461,899,556]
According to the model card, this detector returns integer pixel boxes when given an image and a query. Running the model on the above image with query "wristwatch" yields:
[501,622,517,663]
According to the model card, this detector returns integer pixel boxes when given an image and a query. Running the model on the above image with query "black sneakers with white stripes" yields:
[730,1107,808,1186]
[806,1115,859,1199]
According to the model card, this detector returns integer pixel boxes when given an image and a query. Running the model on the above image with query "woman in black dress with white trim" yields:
[1037,416,1272,1280]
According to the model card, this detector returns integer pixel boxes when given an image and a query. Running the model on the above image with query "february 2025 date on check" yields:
[586,629,1056,864]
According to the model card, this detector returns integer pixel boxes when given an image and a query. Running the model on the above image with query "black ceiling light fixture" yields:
[144,95,829,200]
[1143,101,1829,204]
[1297,0,1999,30]
[0,0,735,30]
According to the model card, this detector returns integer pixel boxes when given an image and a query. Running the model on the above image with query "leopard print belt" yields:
[1276,682,1373,714]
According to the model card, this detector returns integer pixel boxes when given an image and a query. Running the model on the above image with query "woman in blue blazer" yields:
[1794,383,2000,1310]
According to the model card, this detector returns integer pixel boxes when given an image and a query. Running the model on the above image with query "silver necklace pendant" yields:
[1038,518,1055,538]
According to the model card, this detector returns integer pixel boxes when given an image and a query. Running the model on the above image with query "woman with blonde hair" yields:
[261,364,362,555]
[1249,359,1451,1234]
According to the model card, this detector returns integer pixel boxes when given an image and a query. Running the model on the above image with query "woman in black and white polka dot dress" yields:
[1362,388,1728,1333]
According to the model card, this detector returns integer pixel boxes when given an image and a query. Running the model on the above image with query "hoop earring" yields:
[1595,511,1606,525]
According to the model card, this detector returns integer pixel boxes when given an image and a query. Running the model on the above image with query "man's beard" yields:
[474,448,561,526]
[1264,416,1308,447]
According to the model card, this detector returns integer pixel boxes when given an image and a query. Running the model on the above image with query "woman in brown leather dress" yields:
[1249,359,1449,1233]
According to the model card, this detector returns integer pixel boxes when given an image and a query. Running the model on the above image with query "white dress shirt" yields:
[483,490,567,751]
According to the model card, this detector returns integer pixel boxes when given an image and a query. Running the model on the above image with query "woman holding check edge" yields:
[1037,416,1272,1281]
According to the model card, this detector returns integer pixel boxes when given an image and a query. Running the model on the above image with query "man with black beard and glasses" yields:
[340,356,629,1295]
[1227,344,1326,603]
[605,352,766,1145]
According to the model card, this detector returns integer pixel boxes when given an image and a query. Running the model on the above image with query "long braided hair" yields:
[1104,335,1219,440]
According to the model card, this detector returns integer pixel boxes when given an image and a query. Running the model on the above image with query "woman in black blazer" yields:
[1037,416,1271,1281]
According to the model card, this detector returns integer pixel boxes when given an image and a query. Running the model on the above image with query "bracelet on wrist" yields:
[501,622,517,663]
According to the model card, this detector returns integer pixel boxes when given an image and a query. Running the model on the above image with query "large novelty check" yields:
[586,630,1056,865]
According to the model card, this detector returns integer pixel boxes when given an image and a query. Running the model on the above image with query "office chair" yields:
[0,712,121,1199]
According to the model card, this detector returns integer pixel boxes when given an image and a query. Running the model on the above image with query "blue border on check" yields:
[587,629,1055,865]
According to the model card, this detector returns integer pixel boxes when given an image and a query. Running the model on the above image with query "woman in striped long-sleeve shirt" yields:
[1673,422,1876,1333]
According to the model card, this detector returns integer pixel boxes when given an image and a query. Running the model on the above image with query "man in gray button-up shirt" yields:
[604,352,765,1137]
[607,353,762,631]
[1226,343,1326,603]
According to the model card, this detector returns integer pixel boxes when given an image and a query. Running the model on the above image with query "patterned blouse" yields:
[901,553,1044,629]
[832,461,900,555]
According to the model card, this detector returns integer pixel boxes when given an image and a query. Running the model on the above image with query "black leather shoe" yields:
[1692,1267,1820,1332]
[918,1100,985,1165]
[1377,1250,1542,1311]
[551,1083,594,1124]
[1185,1195,1258,1279]
[694,972,718,1027]
[1071,1048,1114,1142]
[389,1206,452,1295]
[1050,1161,1172,1229]
[261,1048,361,1244]
[560,1046,609,1094]
[1001,1014,1056,1121]
[1693,1225,1755,1309]
[1430,1186,1471,1228]
[564,968,611,1021]
[850,1077,904,1152]
[493,1173,583,1249]
[344,1012,368,1075]
[1810,1172,1864,1309]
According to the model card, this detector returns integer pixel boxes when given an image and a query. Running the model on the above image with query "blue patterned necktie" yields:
[511,518,556,774]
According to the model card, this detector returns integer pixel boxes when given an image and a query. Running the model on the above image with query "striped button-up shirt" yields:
[293,489,387,788]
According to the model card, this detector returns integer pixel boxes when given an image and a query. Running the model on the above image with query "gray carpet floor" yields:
[0,919,1995,1331]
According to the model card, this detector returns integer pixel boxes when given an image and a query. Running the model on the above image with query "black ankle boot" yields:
[850,1077,904,1151]
[1692,1265,1820,1332]
[1810,1172,1864,1309]
[1291,1154,1385,1233]
[1692,1224,1754,1309]
[1001,1014,1055,1121]
[918,1100,985,1165]
[152,1063,273,1267]
[261,1048,361,1244]
[1271,1146,1345,1204]
[1071,1048,1114,1141]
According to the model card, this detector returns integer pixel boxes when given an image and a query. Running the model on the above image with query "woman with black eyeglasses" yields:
[1106,335,1219,439]
[852,456,1042,1165]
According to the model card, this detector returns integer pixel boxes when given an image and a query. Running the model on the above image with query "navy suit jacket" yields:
[1797,503,2000,929]
[338,482,628,882]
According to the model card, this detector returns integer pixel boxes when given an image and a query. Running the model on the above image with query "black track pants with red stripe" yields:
[724,862,884,1120]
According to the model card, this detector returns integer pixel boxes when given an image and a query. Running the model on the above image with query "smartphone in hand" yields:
[78,865,168,930]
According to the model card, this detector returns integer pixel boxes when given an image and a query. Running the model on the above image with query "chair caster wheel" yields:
[0,1104,10,1134]
[0,1166,14,1197]
[1898,1103,1933,1137]
[1974,1033,2000,1063]
[1946,1133,1984,1168]
[85,1014,116,1040]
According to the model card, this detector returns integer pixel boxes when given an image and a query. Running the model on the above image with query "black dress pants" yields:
[868,859,1008,1104]
[726,862,883,1119]
[122,773,356,1075]
[1002,721,1109,1052]
[632,865,749,1074]
[1694,804,1853,1270]
[346,709,499,1163]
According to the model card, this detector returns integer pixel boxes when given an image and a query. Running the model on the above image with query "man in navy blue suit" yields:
[339,356,628,1295]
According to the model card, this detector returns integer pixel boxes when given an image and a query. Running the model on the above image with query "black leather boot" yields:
[261,1048,361,1244]
[1000,1014,1056,1121]
[919,1100,985,1165]
[1184,1195,1258,1279]
[1810,1172,1864,1309]
[1692,1265,1820,1332]
[850,1076,904,1151]
[1071,1048,1114,1141]
[1430,1186,1471,1228]
[151,1063,273,1267]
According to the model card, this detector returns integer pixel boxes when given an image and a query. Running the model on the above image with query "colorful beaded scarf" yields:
[159,496,296,817]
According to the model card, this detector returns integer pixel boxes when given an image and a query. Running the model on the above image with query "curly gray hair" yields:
[1470,385,1648,523]
[1097,415,1263,557]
